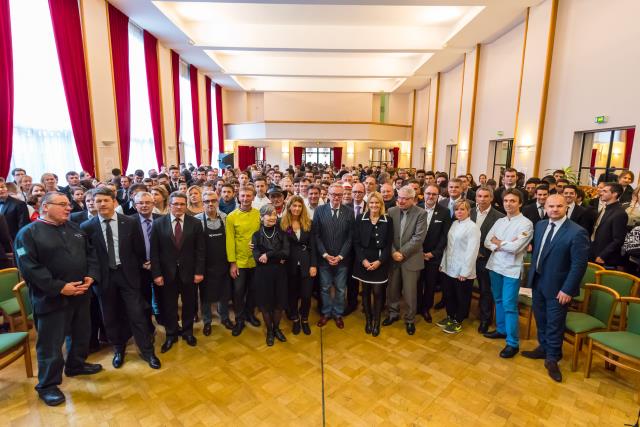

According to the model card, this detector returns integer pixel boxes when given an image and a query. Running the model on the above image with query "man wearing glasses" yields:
[14,192,102,406]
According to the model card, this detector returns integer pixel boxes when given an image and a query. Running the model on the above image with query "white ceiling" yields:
[110,0,545,93]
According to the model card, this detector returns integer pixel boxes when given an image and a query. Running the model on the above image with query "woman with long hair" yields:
[151,185,169,215]
[26,183,46,221]
[280,195,317,335]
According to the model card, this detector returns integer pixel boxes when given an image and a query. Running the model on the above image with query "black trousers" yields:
[476,257,494,323]
[288,266,313,320]
[89,288,105,347]
[34,295,90,391]
[139,269,157,333]
[233,267,256,322]
[160,271,196,337]
[418,261,440,314]
[98,267,154,355]
[443,275,474,322]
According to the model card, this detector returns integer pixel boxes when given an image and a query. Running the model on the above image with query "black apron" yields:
[201,217,230,303]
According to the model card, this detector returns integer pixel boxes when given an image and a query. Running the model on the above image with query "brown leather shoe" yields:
[316,316,330,327]
[335,317,344,329]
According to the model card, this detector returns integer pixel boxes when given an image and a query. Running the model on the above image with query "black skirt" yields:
[253,263,288,310]
[352,248,389,284]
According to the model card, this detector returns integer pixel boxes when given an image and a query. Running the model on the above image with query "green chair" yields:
[564,283,619,371]
[0,332,33,378]
[0,268,21,331]
[572,262,605,310]
[596,270,640,320]
[585,297,640,402]
[517,263,534,340]
[12,281,33,331]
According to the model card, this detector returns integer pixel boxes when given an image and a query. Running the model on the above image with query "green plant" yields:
[545,166,579,185]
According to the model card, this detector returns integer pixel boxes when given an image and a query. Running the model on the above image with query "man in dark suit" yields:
[563,184,595,235]
[313,183,354,329]
[458,175,476,202]
[470,186,505,333]
[0,213,13,268]
[522,194,590,382]
[70,189,97,224]
[343,182,366,315]
[522,185,549,227]
[116,175,132,206]
[81,188,160,370]
[439,178,475,218]
[385,186,428,335]
[61,171,80,199]
[168,166,181,193]
[590,183,629,269]
[0,181,29,239]
[418,184,451,322]
[493,168,526,211]
[119,183,147,216]
[151,191,205,352]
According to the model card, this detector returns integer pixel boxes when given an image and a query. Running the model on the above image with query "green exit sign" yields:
[595,115,608,124]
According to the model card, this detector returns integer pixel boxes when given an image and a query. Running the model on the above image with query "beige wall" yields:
[434,62,463,173]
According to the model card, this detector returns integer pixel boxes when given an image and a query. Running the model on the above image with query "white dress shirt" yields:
[485,213,533,279]
[98,213,121,265]
[536,215,567,269]
[475,206,491,229]
[170,214,185,235]
[252,194,270,210]
[440,218,481,279]
[567,202,575,219]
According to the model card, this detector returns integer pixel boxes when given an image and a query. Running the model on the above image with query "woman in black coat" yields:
[280,196,317,335]
[352,192,393,336]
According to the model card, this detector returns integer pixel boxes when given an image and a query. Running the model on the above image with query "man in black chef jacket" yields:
[14,192,102,407]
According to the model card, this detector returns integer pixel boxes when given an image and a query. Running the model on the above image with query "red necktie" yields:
[174,218,183,248]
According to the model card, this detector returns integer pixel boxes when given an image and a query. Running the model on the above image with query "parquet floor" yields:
[1,303,639,427]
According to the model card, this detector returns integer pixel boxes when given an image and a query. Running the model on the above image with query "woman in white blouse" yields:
[438,200,481,334]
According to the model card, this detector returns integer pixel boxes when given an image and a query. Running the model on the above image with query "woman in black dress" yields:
[352,192,393,337]
[280,196,317,335]
[252,204,290,346]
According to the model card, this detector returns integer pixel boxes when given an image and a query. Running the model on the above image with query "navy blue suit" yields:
[528,218,590,361]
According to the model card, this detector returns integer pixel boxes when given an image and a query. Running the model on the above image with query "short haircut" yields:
[129,183,148,195]
[41,191,68,213]
[66,171,78,179]
[11,168,26,176]
[556,178,569,185]
[202,190,217,200]
[503,188,524,204]
[169,166,179,172]
[239,185,256,195]
[535,184,550,193]
[134,191,153,202]
[563,184,578,193]
[398,185,416,199]
[453,199,471,212]
[526,178,541,185]
[259,203,275,217]
[504,167,518,175]
[254,176,267,184]
[475,185,494,198]
[169,191,187,204]
[424,184,440,195]
[221,183,235,192]
[604,182,623,198]
[448,178,462,186]
[93,187,115,200]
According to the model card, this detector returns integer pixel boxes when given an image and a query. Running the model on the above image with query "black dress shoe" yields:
[112,352,124,369]
[301,320,311,335]
[65,362,103,377]
[141,354,161,370]
[221,319,235,330]
[183,335,197,346]
[160,337,178,353]
[544,360,562,382]
[499,345,519,358]
[382,316,399,326]
[203,323,212,336]
[422,312,432,323]
[292,319,301,335]
[232,320,245,336]
[522,347,547,360]
[266,329,275,346]
[371,321,381,337]
[38,387,65,406]
[274,328,287,342]
[246,314,261,327]
[483,330,507,339]
[477,321,490,334]
[365,317,372,334]
[434,300,446,310]
[406,323,416,335]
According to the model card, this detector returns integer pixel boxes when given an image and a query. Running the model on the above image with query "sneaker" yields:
[436,316,452,328]
[443,321,462,334]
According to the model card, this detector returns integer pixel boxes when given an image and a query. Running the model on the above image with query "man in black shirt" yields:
[14,192,102,406]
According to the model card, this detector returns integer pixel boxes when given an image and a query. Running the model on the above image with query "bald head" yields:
[545,194,567,221]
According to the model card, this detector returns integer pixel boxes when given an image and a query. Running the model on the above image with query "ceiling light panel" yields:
[236,76,405,93]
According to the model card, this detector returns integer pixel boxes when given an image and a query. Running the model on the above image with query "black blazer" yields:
[81,214,146,291]
[353,213,393,265]
[0,196,29,240]
[0,214,12,267]
[471,206,505,258]
[70,210,90,224]
[438,197,476,218]
[312,203,354,265]
[569,204,595,235]
[283,225,317,277]
[422,204,451,263]
[462,189,476,202]
[252,226,289,264]
[590,202,628,266]
[522,202,547,227]
[150,214,205,284]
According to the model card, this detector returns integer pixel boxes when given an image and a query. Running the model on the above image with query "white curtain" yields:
[127,23,155,174]
[179,62,196,167]
[9,0,81,181]
[210,81,220,165]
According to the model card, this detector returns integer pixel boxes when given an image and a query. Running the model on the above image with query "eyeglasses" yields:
[48,202,72,208]
[329,193,343,197]
[203,200,218,204]
[424,192,439,197]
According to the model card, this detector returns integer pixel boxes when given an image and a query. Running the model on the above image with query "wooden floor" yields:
[1,305,639,427]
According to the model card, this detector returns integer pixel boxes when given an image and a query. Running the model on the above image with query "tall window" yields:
[127,23,155,174]
[210,82,220,164]
[9,0,81,181]
[179,62,196,167]
[445,144,458,177]
[303,147,332,165]
[488,139,513,179]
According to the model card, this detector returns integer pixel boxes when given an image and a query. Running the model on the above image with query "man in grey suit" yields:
[384,186,428,335]
[470,186,505,333]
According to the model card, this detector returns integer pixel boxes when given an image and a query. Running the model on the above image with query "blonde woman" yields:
[281,195,317,335]
[187,185,204,216]
[151,185,169,215]
[625,186,640,228]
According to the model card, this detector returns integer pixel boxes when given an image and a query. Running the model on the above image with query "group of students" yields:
[1,162,639,406]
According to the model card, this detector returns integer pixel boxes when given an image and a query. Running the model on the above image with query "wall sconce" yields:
[346,141,355,155]
[400,140,410,154]
[101,140,115,147]
[282,140,289,154]
[458,148,469,153]
[516,145,534,153]
[224,140,234,153]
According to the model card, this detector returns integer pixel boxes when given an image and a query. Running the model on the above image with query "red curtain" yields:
[107,4,130,172]
[189,65,201,166]
[215,83,224,154]
[205,76,212,165]
[237,146,255,171]
[48,0,95,175]
[392,147,399,168]
[143,31,164,170]
[590,148,597,176]
[333,147,342,168]
[624,128,635,169]
[293,147,303,166]
[0,0,13,179]
[171,50,180,164]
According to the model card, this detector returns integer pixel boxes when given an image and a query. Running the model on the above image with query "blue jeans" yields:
[489,270,520,348]
[318,264,348,318]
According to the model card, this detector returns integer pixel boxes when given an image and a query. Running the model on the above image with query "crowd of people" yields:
[1,162,639,407]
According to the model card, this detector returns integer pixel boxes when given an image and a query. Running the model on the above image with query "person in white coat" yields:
[438,200,481,334]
